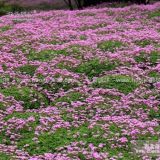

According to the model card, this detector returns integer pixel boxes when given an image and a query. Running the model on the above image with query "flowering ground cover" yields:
[0,2,160,160]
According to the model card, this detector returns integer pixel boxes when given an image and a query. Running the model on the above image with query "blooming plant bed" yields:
[0,2,160,160]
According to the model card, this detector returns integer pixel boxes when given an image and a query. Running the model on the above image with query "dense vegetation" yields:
[64,0,150,10]
[0,1,160,160]
[0,0,152,15]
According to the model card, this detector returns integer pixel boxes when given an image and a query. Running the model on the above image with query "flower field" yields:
[0,2,160,160]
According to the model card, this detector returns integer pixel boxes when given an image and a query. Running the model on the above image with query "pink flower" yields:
[119,137,128,143]
[92,152,102,159]
[155,82,160,89]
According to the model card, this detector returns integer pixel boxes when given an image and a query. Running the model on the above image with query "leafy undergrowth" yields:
[92,75,139,94]
[0,2,160,160]
[0,152,12,160]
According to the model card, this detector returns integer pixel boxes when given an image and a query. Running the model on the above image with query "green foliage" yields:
[0,132,11,145]
[138,133,159,141]
[148,10,160,18]
[150,51,159,64]
[4,112,40,121]
[149,109,160,119]
[135,52,146,62]
[0,87,49,109]
[0,3,12,16]
[109,124,121,133]
[137,40,150,47]
[148,71,159,78]
[0,102,5,110]
[135,40,158,48]
[27,49,68,61]
[0,152,12,160]
[80,35,87,40]
[75,59,118,78]
[0,2,27,16]
[98,40,124,52]
[0,26,12,32]
[92,75,138,94]
[135,51,159,65]
[77,152,86,160]
[40,81,79,93]
[17,124,106,155]
[52,92,83,105]
[77,12,96,16]
[17,65,38,76]
[61,110,74,122]
[2,64,7,71]
[1,112,40,153]
[80,23,107,31]
[50,40,63,45]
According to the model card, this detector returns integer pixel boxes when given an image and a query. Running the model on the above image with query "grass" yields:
[98,40,124,52]
[0,152,12,160]
[0,87,49,109]
[0,102,5,110]
[80,35,87,40]
[80,23,107,31]
[17,124,107,155]
[0,112,40,149]
[16,123,141,159]
[109,124,121,133]
[148,71,160,78]
[51,91,84,105]
[4,112,40,121]
[17,65,38,76]
[148,9,160,18]
[75,59,118,78]
[60,110,74,122]
[149,109,160,119]
[135,51,159,65]
[0,132,11,145]
[77,12,96,17]
[2,64,8,71]
[92,75,139,94]
[38,80,79,93]
[150,51,159,64]
[135,52,148,62]
[27,49,68,61]
[0,26,12,32]
[135,40,159,48]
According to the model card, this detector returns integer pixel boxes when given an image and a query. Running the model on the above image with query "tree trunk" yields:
[63,0,74,10]
[75,0,83,9]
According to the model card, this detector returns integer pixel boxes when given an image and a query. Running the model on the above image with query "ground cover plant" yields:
[0,2,160,160]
